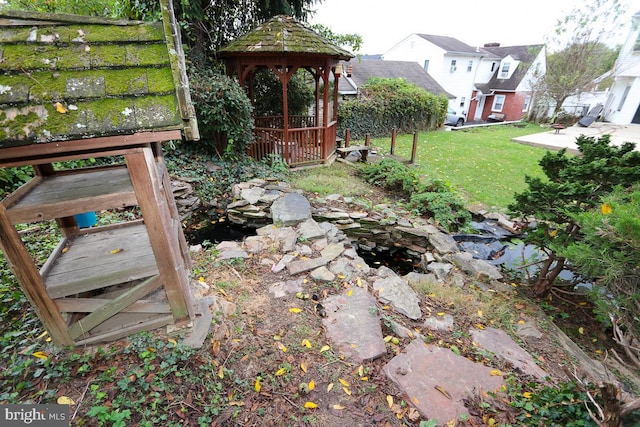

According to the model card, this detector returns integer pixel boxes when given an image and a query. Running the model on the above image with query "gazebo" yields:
[218,15,353,167]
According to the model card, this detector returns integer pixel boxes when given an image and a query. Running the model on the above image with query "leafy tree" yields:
[509,135,640,297]
[252,69,314,117]
[309,23,362,53]
[541,0,625,114]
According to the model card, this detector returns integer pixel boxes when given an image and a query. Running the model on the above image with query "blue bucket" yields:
[74,211,97,228]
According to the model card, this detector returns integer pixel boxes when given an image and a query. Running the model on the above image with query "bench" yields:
[487,113,505,121]
[551,124,567,134]
[336,145,371,162]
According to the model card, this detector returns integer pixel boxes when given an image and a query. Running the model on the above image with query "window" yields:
[459,97,466,108]
[467,60,473,72]
[492,95,505,111]
[618,86,631,111]
[523,95,531,112]
[424,60,429,73]
[450,59,457,72]
[490,62,497,72]
[634,34,640,51]
[499,62,510,78]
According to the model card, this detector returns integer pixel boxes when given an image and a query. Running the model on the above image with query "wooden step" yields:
[44,222,159,299]
[3,166,137,224]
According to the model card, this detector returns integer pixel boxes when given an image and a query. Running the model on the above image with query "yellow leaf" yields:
[198,276,205,283]
[36,331,48,340]
[332,404,345,410]
[54,101,67,114]
[437,312,445,316]
[327,383,334,392]
[275,368,286,376]
[517,320,526,325]
[477,310,483,317]
[434,385,451,399]
[343,387,352,396]
[490,369,503,376]
[57,396,75,405]
[300,362,307,373]
[549,229,558,237]
[218,366,224,379]
[338,378,349,387]
[254,377,261,393]
[289,308,302,313]
[601,203,613,215]
[32,351,48,359]
[61,247,69,253]
[356,277,362,287]
[488,418,496,426]
[579,301,588,306]
[338,274,345,279]
[347,289,353,297]
[277,342,287,352]
[387,395,394,408]
[304,401,318,409]
[308,380,315,391]
[110,248,123,254]
[474,323,486,330]
[168,338,177,345]
[522,392,533,399]
[578,327,584,334]
[320,345,330,353]
[301,339,312,348]
[391,337,400,345]
[357,365,364,377]
[361,376,368,381]
[383,335,393,343]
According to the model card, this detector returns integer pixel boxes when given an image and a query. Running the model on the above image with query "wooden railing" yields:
[248,120,337,168]
[253,115,317,129]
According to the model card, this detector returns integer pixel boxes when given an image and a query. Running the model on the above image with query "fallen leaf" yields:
[522,391,532,399]
[300,362,307,373]
[168,338,177,345]
[327,383,334,392]
[490,369,503,376]
[578,327,584,334]
[332,404,345,410]
[54,101,68,114]
[110,248,123,254]
[474,323,486,330]
[437,312,445,316]
[357,365,364,377]
[383,335,393,343]
[301,339,312,348]
[275,368,286,376]
[57,396,75,405]
[308,380,315,391]
[289,308,302,313]
[347,289,353,296]
[342,387,352,396]
[387,395,394,408]
[320,345,330,353]
[218,366,224,379]
[477,309,483,317]
[304,401,318,409]
[61,247,69,253]
[435,385,451,399]
[32,351,48,359]
[338,378,349,387]
[254,377,261,393]
[601,203,613,215]
[276,342,287,352]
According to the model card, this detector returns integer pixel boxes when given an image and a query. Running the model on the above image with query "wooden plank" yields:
[0,131,182,166]
[56,298,171,314]
[0,147,144,169]
[74,313,174,346]
[67,275,162,340]
[5,166,137,224]
[0,204,74,345]
[43,222,159,298]
[1,175,42,210]
[125,147,193,321]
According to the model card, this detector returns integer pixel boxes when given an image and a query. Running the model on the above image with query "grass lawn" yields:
[355,123,552,211]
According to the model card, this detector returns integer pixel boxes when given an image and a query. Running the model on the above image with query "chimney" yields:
[484,42,500,47]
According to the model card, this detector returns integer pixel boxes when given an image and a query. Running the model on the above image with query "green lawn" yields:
[360,124,552,211]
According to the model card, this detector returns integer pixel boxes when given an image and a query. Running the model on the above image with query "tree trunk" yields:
[599,383,621,427]
[532,256,566,297]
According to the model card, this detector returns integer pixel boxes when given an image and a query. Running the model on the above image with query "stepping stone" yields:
[372,275,421,320]
[322,286,387,362]
[471,327,548,380]
[271,192,312,227]
[384,340,505,423]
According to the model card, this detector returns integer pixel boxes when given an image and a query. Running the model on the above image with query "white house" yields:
[604,10,640,125]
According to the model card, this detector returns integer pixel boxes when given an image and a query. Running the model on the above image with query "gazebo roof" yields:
[218,15,353,60]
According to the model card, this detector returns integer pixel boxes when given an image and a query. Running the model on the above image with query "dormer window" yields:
[499,62,510,78]
[450,59,457,72]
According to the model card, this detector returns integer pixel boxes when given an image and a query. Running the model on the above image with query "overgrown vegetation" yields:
[359,158,470,231]
[338,78,449,140]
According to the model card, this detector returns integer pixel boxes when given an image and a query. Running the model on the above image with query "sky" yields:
[308,0,637,55]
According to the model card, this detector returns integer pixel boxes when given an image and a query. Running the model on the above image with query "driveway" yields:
[512,122,640,153]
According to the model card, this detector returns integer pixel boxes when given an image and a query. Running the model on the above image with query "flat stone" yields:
[269,279,304,298]
[310,266,335,282]
[450,252,503,280]
[423,314,454,332]
[403,272,437,288]
[227,199,249,209]
[297,218,326,241]
[183,297,215,349]
[383,341,505,422]
[244,236,268,253]
[287,257,328,275]
[271,254,295,273]
[427,262,454,281]
[259,189,283,203]
[241,187,265,204]
[372,275,421,320]
[215,241,249,260]
[471,327,548,380]
[429,231,459,254]
[322,286,387,362]
[320,243,344,262]
[329,256,370,281]
[311,237,328,252]
[516,321,544,340]
[271,192,312,227]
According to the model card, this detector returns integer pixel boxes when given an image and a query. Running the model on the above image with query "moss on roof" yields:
[0,9,196,147]
[219,15,353,60]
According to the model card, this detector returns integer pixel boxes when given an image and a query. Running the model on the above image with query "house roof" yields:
[475,44,544,93]
[218,15,353,60]
[338,59,453,98]
[0,9,197,147]
[416,34,483,56]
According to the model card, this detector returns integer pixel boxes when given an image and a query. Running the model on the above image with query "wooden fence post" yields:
[410,131,418,164]
[365,133,371,147]
[390,128,396,155]
[345,129,350,147]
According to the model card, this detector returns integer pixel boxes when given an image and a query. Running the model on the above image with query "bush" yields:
[252,69,314,117]
[338,78,448,139]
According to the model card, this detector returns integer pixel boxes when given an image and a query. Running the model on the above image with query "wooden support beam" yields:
[67,275,162,340]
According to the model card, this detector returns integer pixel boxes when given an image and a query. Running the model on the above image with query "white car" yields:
[445,108,465,127]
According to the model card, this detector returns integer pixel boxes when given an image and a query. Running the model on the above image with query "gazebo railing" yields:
[254,115,317,129]
[248,120,337,167]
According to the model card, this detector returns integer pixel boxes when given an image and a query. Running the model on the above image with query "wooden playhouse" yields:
[0,4,200,346]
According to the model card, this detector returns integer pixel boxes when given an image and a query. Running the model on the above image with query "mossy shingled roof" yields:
[0,9,197,147]
[218,15,353,60]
